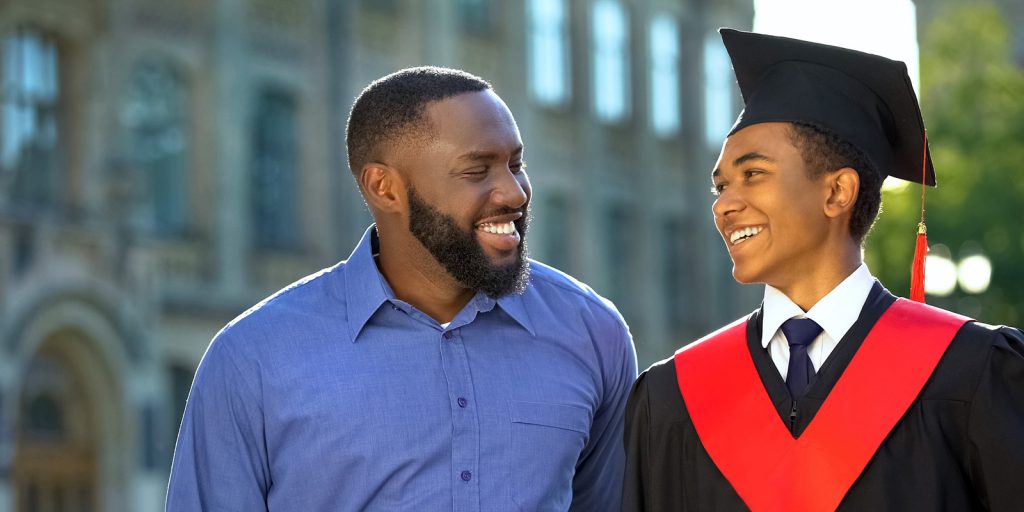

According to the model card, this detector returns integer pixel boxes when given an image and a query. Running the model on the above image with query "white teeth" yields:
[480,221,515,235]
[729,226,764,245]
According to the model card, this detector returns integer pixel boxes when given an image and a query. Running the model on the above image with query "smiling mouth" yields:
[477,221,517,235]
[729,226,764,245]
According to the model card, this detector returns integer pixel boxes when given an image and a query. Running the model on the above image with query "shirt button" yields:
[460,470,472,482]
[457,397,468,408]
[443,331,453,340]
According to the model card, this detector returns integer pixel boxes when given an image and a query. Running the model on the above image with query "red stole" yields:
[674,298,970,511]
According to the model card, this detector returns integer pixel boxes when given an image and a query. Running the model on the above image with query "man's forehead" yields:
[424,91,521,147]
[426,90,514,124]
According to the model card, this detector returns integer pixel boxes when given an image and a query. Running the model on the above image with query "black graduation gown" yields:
[623,283,1024,511]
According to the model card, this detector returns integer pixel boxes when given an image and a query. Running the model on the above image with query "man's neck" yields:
[375,232,474,324]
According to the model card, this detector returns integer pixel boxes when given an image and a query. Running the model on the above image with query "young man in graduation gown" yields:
[622,29,1024,511]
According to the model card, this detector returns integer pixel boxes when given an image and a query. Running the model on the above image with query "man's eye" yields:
[711,183,725,196]
[744,169,763,178]
[510,162,527,174]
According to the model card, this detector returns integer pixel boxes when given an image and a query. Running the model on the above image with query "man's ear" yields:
[360,163,406,214]
[824,167,859,219]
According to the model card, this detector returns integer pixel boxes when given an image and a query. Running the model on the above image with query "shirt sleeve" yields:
[166,332,271,512]
[966,326,1024,511]
[570,314,638,511]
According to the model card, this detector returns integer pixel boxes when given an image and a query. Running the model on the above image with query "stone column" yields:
[214,0,250,298]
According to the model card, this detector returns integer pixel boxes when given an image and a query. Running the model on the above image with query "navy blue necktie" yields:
[781,318,822,400]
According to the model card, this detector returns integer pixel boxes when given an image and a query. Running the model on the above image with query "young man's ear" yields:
[360,163,407,214]
[824,167,859,219]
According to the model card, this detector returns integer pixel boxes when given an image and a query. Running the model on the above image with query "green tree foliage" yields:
[865,3,1024,324]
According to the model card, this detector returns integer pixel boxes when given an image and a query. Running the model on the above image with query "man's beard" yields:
[407,187,530,298]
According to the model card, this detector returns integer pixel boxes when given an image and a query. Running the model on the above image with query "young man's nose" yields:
[712,190,746,219]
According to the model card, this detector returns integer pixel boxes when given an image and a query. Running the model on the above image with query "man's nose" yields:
[494,168,528,209]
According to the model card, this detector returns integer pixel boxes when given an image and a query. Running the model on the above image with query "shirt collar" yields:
[495,284,537,336]
[761,263,875,348]
[343,225,537,340]
[343,225,392,343]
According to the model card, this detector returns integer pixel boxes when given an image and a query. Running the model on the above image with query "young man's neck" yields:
[772,244,863,312]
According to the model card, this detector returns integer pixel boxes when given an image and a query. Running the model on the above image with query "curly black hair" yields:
[786,122,883,243]
[345,66,491,176]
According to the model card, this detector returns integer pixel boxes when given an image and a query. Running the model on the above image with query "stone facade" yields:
[0,1,758,510]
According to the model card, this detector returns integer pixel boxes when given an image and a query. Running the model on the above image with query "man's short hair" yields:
[345,66,491,176]
[787,122,883,243]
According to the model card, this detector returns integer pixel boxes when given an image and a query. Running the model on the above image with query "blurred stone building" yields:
[0,0,755,510]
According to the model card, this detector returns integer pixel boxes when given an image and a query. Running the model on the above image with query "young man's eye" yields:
[711,183,726,196]
[744,169,763,178]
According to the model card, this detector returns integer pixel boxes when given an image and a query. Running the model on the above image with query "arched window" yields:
[120,58,189,235]
[250,88,298,250]
[0,27,61,210]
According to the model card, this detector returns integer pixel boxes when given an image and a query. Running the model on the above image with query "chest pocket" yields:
[509,401,591,511]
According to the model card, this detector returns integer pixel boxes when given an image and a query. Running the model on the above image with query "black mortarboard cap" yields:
[721,28,935,186]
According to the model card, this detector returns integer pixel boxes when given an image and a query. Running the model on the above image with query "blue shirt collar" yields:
[343,225,536,341]
[343,226,391,343]
[496,287,536,336]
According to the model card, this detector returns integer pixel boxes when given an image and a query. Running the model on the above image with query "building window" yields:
[605,204,632,317]
[591,0,630,123]
[24,393,63,439]
[649,14,681,137]
[527,0,571,106]
[0,28,60,210]
[703,33,736,148]
[662,218,687,336]
[169,364,194,439]
[542,194,571,271]
[120,58,189,236]
[19,356,67,441]
[457,0,493,35]
[251,88,299,251]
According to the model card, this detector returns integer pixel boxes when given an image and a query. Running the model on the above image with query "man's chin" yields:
[484,250,522,269]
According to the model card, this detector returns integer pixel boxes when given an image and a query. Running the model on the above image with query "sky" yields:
[753,0,920,94]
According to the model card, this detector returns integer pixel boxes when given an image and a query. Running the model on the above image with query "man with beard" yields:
[167,67,637,511]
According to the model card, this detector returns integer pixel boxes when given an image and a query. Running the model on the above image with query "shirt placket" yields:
[439,327,480,511]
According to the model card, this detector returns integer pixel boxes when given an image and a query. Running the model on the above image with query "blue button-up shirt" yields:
[167,227,637,511]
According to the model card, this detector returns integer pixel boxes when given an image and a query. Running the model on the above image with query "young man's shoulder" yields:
[943,318,1024,372]
[954,319,1024,346]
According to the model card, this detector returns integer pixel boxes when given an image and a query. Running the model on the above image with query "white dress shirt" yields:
[761,264,876,380]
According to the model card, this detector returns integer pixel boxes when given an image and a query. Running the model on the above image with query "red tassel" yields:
[910,222,928,302]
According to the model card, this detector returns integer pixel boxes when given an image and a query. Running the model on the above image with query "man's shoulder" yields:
[526,259,625,325]
[217,262,346,345]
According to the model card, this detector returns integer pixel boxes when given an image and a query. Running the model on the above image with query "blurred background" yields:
[0,0,1019,510]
